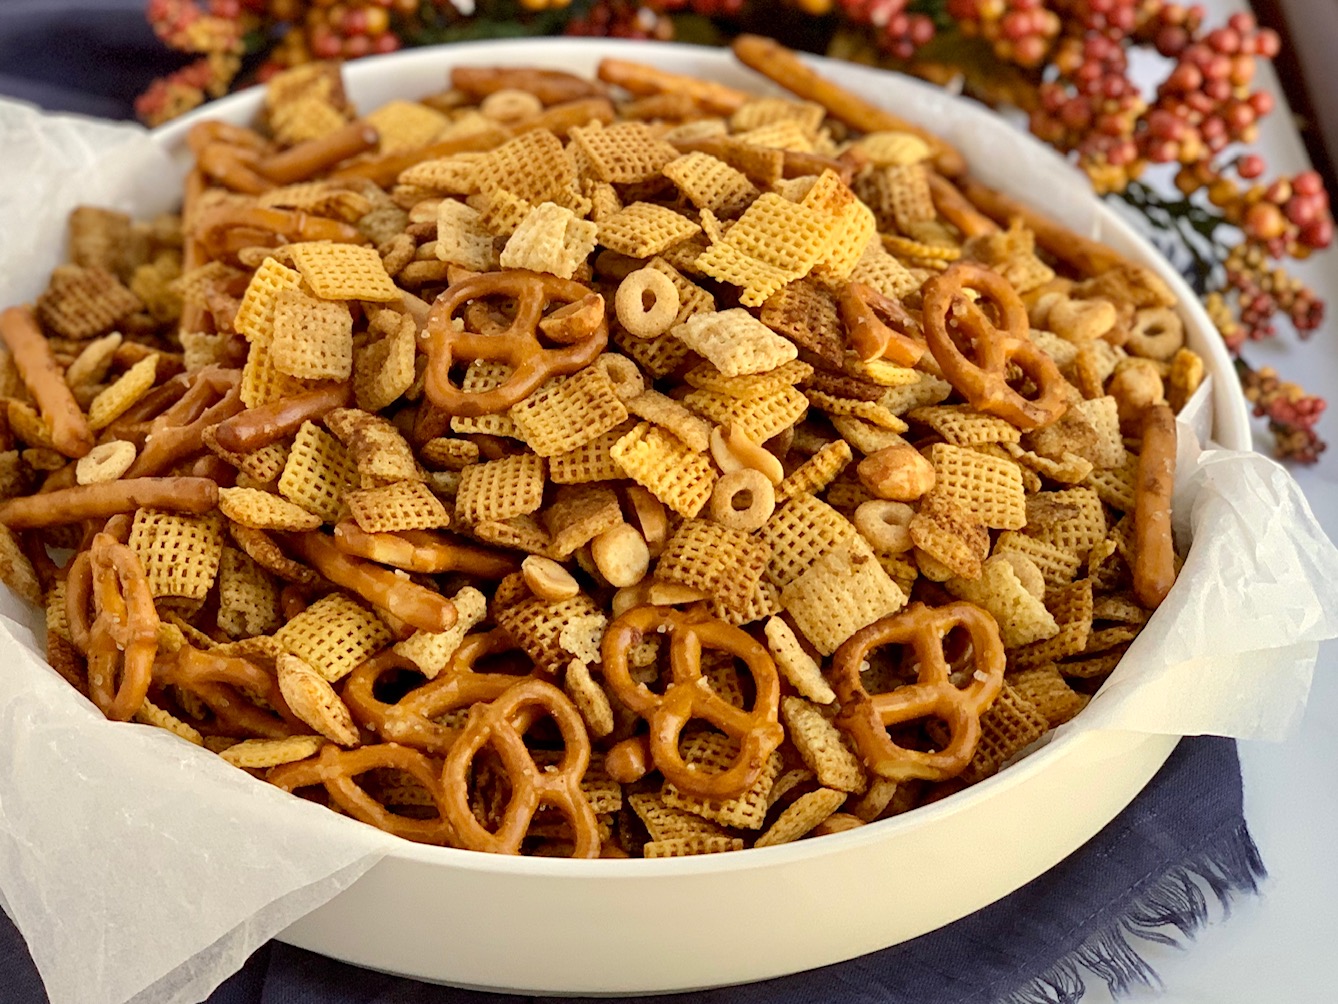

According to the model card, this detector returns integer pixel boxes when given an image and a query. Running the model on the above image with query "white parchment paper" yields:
[1,87,1336,1004]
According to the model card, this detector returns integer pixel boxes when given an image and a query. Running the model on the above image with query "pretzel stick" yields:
[331,130,506,187]
[333,522,519,578]
[958,179,1128,276]
[513,97,617,138]
[126,368,242,478]
[212,382,352,454]
[0,477,218,529]
[257,122,380,184]
[730,35,966,177]
[287,531,458,633]
[1132,403,1177,609]
[0,306,94,459]
[451,67,610,105]
[927,173,999,239]
[597,58,750,115]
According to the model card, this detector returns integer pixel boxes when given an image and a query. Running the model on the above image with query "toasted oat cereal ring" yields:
[0,477,217,529]
[594,353,645,402]
[75,441,136,486]
[0,306,94,459]
[853,500,914,555]
[480,88,545,121]
[287,530,457,634]
[709,468,775,533]
[1126,306,1185,362]
[424,270,609,417]
[614,268,680,339]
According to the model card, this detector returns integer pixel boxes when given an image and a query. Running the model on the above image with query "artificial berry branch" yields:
[135,0,1332,461]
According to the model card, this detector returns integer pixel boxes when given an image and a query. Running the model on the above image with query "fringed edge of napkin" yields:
[1003,821,1266,1004]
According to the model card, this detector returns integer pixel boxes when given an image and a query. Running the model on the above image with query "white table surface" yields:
[1079,3,1338,1001]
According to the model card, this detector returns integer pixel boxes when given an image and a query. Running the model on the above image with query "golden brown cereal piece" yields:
[392,586,488,679]
[1010,580,1095,672]
[447,361,523,439]
[757,280,844,368]
[625,390,711,453]
[954,683,1049,785]
[455,453,546,525]
[241,340,317,410]
[1026,487,1108,562]
[672,308,799,379]
[655,518,771,612]
[549,419,635,485]
[687,359,813,402]
[223,524,315,587]
[0,525,41,605]
[1007,665,1088,728]
[216,546,281,638]
[275,592,393,682]
[908,405,1022,447]
[473,515,554,557]
[708,467,775,533]
[278,420,360,524]
[611,327,692,380]
[285,242,401,303]
[776,440,852,503]
[522,556,580,601]
[681,386,807,446]
[128,508,224,607]
[564,659,614,739]
[219,486,322,533]
[694,240,800,308]
[782,697,866,793]
[495,593,604,675]
[276,652,360,746]
[946,556,1059,649]
[87,354,158,431]
[780,536,907,655]
[474,129,580,207]
[36,265,141,340]
[354,314,417,413]
[754,788,847,848]
[909,502,989,581]
[628,791,730,842]
[852,499,914,557]
[759,493,857,589]
[220,735,326,770]
[235,258,305,342]
[591,523,651,588]
[663,151,759,217]
[75,440,137,485]
[134,698,204,746]
[434,199,500,273]
[993,531,1083,588]
[270,288,353,381]
[571,121,678,184]
[509,366,629,457]
[923,443,1027,530]
[542,483,622,558]
[1085,453,1138,513]
[499,202,600,279]
[764,616,835,704]
[643,836,746,857]
[347,480,451,534]
[420,437,479,471]
[364,99,449,154]
[614,268,680,339]
[610,423,716,519]
[597,202,701,259]
[661,739,783,830]
[325,408,420,487]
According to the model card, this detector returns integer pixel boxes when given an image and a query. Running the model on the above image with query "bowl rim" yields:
[149,37,1251,878]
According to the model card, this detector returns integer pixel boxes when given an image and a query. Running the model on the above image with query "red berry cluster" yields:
[566,2,677,39]
[948,0,1061,68]
[835,0,936,61]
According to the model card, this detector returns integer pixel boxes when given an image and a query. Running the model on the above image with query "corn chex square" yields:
[36,265,141,340]
[848,244,921,300]
[754,788,848,848]
[347,480,451,534]
[683,359,812,400]
[275,593,392,683]
[495,594,604,675]
[364,100,449,154]
[597,203,701,259]
[612,328,692,379]
[610,423,716,519]
[644,257,715,324]
[781,697,865,793]
[128,509,224,607]
[287,242,400,302]
[628,791,729,842]
[218,486,322,532]
[780,536,907,655]
[758,279,845,368]
[353,314,417,412]
[269,288,353,381]
[1010,580,1095,672]
[1025,487,1108,562]
[671,308,797,378]
[449,361,521,438]
[475,130,581,210]
[499,202,599,280]
[325,408,420,487]
[241,338,318,409]
[548,419,635,485]
[661,738,783,830]
[454,453,546,525]
[571,122,678,184]
[235,258,304,343]
[541,484,622,558]
[758,493,857,589]
[663,152,758,218]
[681,385,808,445]
[217,546,281,639]
[909,405,1023,447]
[694,240,800,308]
[956,684,1050,785]
[925,443,1027,530]
[278,420,361,524]
[509,366,629,457]
[946,555,1059,649]
[655,518,772,613]
[435,199,499,272]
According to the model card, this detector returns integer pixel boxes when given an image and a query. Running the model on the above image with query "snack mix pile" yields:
[0,39,1196,858]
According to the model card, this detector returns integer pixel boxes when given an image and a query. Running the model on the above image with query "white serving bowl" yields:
[145,38,1247,995]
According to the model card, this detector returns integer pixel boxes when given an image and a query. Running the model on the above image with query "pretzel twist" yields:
[442,678,600,857]
[832,602,1006,782]
[423,270,608,418]
[65,533,158,721]
[921,262,1071,431]
[155,644,307,739]
[601,605,784,800]
[838,282,925,366]
[268,743,455,845]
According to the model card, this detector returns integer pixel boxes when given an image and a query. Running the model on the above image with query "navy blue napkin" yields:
[1,736,1265,1004]
[0,11,1267,1002]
